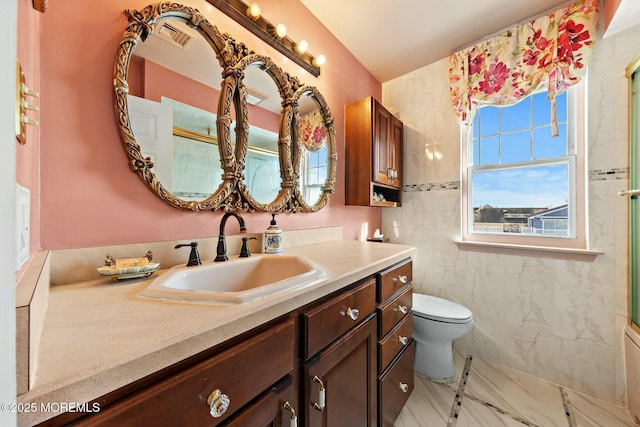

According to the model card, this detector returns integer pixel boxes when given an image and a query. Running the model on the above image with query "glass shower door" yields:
[628,60,640,332]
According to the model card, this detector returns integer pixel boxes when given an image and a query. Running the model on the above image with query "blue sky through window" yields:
[472,164,569,208]
[471,91,568,209]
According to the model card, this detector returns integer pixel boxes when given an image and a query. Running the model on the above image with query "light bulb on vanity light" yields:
[314,54,326,66]
[247,3,261,20]
[275,23,287,38]
[297,39,308,53]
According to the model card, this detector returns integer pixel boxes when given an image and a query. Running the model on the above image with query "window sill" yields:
[454,240,602,261]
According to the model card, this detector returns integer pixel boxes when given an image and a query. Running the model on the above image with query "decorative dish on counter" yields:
[98,254,159,282]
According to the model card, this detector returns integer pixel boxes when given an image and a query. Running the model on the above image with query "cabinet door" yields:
[305,316,377,427]
[223,375,297,427]
[373,102,392,185]
[390,116,403,188]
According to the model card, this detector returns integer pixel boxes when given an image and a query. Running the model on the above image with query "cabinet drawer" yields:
[378,260,412,302]
[304,278,376,358]
[378,342,415,427]
[378,314,412,373]
[81,319,295,426]
[378,285,412,337]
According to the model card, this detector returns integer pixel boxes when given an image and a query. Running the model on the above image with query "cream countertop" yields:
[18,239,415,426]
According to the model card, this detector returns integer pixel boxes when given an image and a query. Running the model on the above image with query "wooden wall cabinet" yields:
[345,97,403,207]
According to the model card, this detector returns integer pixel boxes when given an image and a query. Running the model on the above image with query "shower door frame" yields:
[627,54,640,334]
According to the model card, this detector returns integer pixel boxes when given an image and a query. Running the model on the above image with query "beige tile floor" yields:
[395,352,639,427]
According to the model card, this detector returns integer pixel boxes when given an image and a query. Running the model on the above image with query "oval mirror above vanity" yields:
[114,4,234,211]
[230,55,294,212]
[291,86,337,212]
[113,2,336,213]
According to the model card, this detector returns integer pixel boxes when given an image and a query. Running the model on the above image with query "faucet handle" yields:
[175,242,201,267]
[240,237,258,258]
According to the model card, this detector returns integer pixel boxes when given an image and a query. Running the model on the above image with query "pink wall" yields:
[16,0,41,274]
[603,0,622,32]
[39,0,381,249]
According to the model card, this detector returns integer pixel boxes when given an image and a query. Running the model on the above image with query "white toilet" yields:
[412,293,473,381]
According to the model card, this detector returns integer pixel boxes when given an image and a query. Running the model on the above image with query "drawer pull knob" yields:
[312,375,326,411]
[399,275,408,284]
[399,336,409,346]
[283,401,298,427]
[399,382,409,393]
[207,389,230,418]
[346,307,360,321]
[398,305,409,314]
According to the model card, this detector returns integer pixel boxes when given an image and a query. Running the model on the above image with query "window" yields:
[462,83,586,248]
[300,145,328,203]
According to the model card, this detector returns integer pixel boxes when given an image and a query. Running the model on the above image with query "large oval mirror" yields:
[232,55,294,211]
[291,86,337,211]
[114,4,235,211]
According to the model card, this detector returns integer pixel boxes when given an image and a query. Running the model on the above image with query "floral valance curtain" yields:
[300,109,327,152]
[449,0,599,136]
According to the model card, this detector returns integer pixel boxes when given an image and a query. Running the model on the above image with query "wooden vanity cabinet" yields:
[303,278,376,359]
[378,259,413,303]
[222,375,296,427]
[345,96,403,207]
[376,260,414,427]
[67,319,295,427]
[304,317,377,427]
[45,261,416,427]
[303,278,377,427]
[378,342,415,427]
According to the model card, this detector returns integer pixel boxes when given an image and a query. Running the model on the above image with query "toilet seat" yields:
[412,294,472,324]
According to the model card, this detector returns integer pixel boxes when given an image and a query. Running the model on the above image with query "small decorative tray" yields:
[98,253,159,282]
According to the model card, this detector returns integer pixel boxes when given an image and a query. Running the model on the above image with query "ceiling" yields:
[300,0,578,82]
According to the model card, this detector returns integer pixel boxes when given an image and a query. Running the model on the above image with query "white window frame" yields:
[300,146,328,202]
[460,80,587,250]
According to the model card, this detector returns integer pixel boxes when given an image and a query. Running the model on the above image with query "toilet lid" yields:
[412,294,472,324]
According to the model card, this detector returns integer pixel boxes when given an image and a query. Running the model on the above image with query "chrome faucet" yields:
[215,212,247,262]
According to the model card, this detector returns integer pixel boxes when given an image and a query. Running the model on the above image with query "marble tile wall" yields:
[381,26,640,405]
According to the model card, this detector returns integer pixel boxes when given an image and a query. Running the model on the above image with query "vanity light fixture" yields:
[15,60,40,145]
[297,39,309,54]
[275,23,287,39]
[206,0,322,77]
[246,3,261,20]
[32,0,46,13]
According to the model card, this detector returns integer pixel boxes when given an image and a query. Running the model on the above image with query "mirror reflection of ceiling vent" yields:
[246,87,268,106]
[155,22,195,49]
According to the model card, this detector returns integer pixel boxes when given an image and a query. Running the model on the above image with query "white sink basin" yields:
[140,254,324,304]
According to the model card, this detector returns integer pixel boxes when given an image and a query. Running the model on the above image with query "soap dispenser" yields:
[264,214,282,254]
